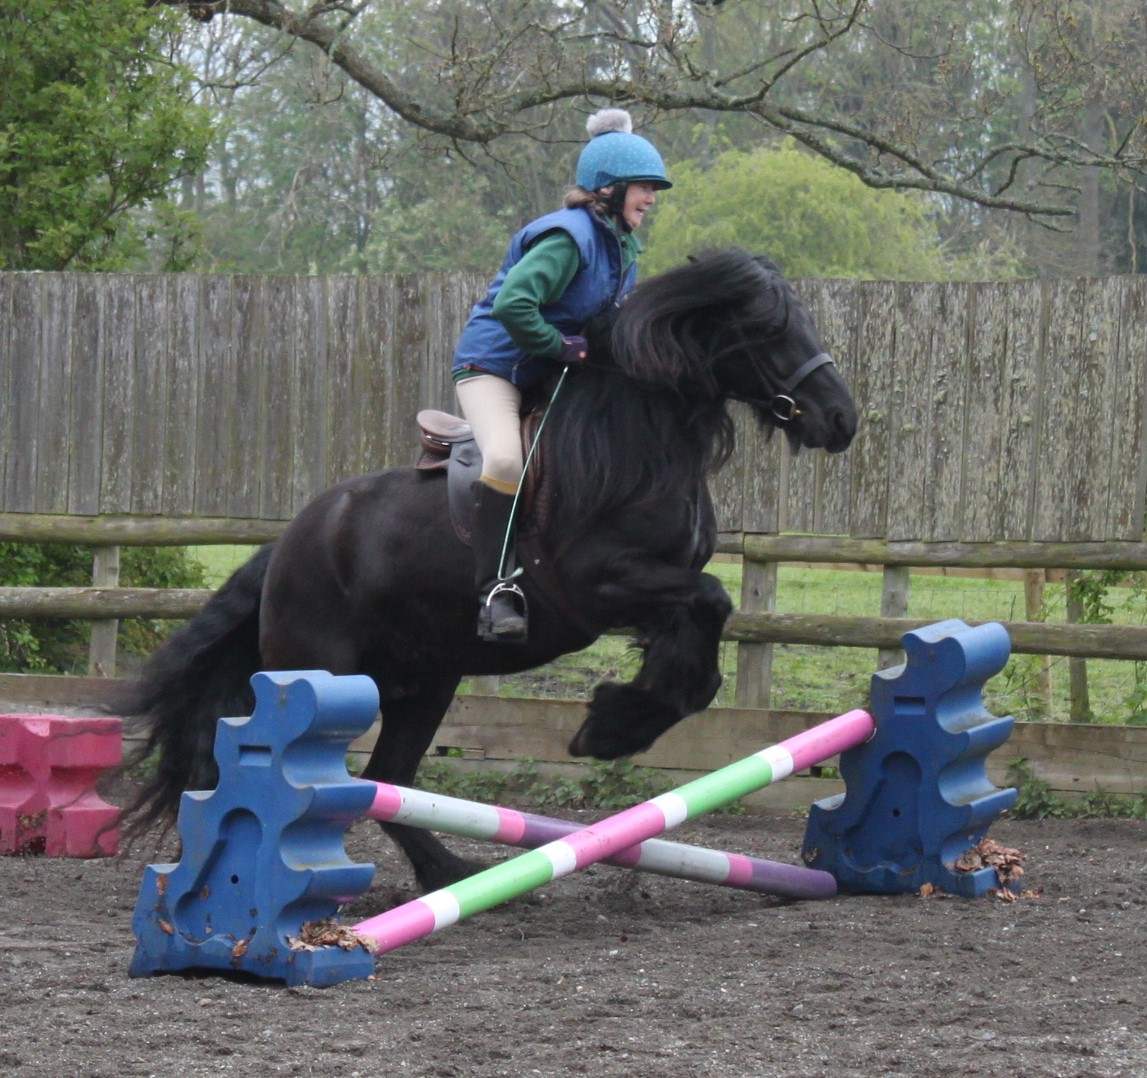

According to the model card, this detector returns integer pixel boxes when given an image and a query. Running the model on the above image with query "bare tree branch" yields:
[148,0,1147,217]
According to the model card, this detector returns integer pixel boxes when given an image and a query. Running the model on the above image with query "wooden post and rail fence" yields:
[2,270,1146,802]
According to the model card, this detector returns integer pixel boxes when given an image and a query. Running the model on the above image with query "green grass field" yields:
[188,546,1147,726]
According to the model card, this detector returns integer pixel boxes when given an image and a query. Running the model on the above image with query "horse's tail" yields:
[119,543,274,838]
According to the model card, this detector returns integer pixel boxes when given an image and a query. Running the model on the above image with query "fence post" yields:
[1024,568,1054,719]
[1065,570,1092,721]
[878,564,910,669]
[88,545,120,677]
[735,556,777,707]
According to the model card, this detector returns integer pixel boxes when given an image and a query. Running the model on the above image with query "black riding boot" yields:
[471,482,528,643]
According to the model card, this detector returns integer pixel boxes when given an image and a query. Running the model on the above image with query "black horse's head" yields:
[612,248,858,454]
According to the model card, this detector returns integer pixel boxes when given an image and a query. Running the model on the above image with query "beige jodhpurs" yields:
[455,374,524,494]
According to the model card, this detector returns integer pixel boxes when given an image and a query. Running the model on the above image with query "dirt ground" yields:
[1,780,1144,1078]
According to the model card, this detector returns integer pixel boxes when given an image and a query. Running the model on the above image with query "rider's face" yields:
[622,182,658,231]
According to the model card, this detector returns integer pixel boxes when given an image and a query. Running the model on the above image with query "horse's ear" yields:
[686,254,699,264]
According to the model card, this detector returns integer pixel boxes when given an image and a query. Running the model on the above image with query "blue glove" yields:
[555,335,588,365]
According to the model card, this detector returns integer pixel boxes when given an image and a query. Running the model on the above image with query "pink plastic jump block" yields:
[0,714,122,857]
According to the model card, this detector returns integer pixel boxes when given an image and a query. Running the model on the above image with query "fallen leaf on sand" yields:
[954,837,1028,897]
[289,918,371,953]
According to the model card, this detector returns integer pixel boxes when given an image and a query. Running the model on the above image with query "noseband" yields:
[728,350,836,425]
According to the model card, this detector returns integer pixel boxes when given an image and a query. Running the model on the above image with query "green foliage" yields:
[0,543,207,673]
[0,0,212,270]
[416,756,746,815]
[525,759,673,811]
[416,758,522,804]
[1122,667,1147,727]
[1068,570,1122,625]
[1006,758,1146,820]
[643,142,949,280]
[1006,758,1073,819]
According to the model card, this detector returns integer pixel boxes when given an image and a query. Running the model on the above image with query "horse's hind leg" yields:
[570,571,732,759]
[358,677,483,893]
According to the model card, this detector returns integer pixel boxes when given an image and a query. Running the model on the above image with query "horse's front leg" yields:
[569,568,732,760]
[359,675,486,894]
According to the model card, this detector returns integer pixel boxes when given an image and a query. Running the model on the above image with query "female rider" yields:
[452,108,671,643]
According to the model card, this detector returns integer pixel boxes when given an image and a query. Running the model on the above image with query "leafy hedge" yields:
[0,543,207,673]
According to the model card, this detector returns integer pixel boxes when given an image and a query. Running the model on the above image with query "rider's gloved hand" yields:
[555,335,588,365]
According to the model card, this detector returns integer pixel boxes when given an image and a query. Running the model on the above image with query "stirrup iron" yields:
[478,576,528,643]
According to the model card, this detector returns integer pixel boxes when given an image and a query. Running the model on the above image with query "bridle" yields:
[725,349,836,425]
[709,272,837,425]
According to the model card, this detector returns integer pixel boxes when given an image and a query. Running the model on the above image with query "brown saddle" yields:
[414,408,547,545]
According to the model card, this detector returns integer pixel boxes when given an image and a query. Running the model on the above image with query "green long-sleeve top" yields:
[489,224,640,360]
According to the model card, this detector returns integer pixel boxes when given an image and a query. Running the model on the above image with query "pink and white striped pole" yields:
[364,780,837,900]
[354,707,874,956]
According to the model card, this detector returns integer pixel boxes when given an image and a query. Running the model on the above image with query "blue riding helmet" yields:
[576,109,672,191]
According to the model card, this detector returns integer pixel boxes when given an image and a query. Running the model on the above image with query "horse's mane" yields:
[612,248,791,392]
[543,249,789,531]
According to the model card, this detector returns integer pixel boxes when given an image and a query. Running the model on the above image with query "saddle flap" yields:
[416,409,473,470]
[417,409,473,445]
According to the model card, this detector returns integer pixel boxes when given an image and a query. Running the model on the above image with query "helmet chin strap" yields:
[600,182,631,230]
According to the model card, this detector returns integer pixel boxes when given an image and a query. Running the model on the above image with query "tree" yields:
[166,7,590,273]
[148,0,1147,226]
[0,0,212,270]
[643,143,974,280]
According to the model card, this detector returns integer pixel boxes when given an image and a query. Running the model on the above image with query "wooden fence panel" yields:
[996,279,1044,540]
[1,272,1146,545]
[97,280,136,515]
[194,274,236,517]
[5,275,41,513]
[36,274,73,515]
[164,275,201,515]
[0,276,13,515]
[67,277,103,516]
[1063,278,1121,543]
[129,276,169,515]
[290,276,329,514]
[260,277,297,520]
[325,275,362,486]
[1034,278,1091,542]
[806,277,859,535]
[924,283,970,539]
[847,281,898,538]
[962,282,1010,542]
[227,275,267,518]
[1110,279,1147,539]
[735,405,781,534]
[359,275,396,472]
[886,281,933,540]
[383,275,428,469]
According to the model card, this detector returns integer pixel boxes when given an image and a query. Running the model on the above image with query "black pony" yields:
[123,249,858,891]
